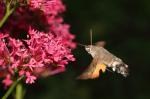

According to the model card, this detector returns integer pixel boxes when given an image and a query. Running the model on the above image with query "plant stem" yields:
[16,83,23,99]
[0,2,16,28]
[2,76,24,99]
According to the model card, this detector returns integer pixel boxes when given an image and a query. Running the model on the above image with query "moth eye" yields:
[85,47,91,52]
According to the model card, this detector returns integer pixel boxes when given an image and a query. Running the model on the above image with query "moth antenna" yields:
[78,43,87,47]
[90,29,93,45]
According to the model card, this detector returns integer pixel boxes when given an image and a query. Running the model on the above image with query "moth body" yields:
[85,45,128,77]
[77,30,129,79]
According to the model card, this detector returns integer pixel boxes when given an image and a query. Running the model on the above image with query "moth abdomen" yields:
[115,63,128,77]
[110,59,129,77]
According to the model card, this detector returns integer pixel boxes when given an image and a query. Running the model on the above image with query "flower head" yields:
[0,0,76,87]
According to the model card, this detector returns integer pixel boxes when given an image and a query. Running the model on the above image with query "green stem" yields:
[0,2,16,28]
[16,83,23,99]
[2,76,24,99]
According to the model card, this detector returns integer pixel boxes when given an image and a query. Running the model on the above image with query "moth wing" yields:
[77,56,106,80]
[95,41,106,47]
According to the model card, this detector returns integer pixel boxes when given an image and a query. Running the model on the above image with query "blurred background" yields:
[27,0,150,99]
[1,0,150,99]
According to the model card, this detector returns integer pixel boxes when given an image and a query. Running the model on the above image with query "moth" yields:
[77,30,129,79]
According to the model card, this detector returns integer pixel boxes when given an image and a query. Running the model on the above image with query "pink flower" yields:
[19,70,25,76]
[29,0,65,15]
[0,39,10,68]
[29,0,43,8]
[2,75,13,88]
[0,0,76,87]
[25,72,37,84]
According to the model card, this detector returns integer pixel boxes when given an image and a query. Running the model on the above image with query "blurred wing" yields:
[95,41,106,47]
[77,57,106,80]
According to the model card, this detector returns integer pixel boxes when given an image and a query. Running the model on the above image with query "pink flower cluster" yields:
[0,0,75,87]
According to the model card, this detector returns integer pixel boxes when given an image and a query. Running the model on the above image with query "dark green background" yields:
[24,0,150,99]
[2,0,150,99]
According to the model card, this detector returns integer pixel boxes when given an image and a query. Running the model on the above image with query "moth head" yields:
[85,45,97,57]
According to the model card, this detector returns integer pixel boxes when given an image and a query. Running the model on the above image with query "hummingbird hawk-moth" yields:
[77,31,129,79]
